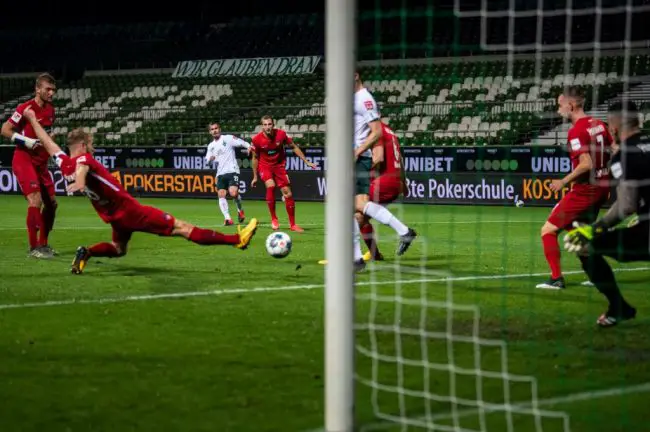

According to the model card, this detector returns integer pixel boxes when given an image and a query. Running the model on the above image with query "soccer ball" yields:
[265,232,292,259]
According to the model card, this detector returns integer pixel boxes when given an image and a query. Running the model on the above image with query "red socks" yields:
[266,187,277,221]
[285,196,296,226]
[87,228,239,258]
[542,232,562,279]
[189,227,239,245]
[39,202,56,246]
[89,242,122,257]
[361,223,380,257]
[26,207,43,250]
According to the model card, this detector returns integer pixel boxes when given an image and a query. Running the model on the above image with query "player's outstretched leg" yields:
[537,222,565,289]
[175,218,259,250]
[360,201,416,256]
[72,228,132,274]
[71,242,126,274]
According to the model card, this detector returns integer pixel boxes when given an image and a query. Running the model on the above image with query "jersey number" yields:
[596,134,605,159]
[83,187,101,201]
[391,136,401,169]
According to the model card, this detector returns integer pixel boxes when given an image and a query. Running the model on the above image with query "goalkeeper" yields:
[564,101,650,327]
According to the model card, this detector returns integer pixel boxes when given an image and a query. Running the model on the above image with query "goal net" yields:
[324,0,650,431]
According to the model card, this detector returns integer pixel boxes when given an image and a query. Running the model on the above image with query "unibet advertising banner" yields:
[172,56,322,78]
[0,145,572,175]
[0,167,604,208]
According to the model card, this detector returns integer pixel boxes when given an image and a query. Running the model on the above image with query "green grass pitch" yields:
[0,195,649,431]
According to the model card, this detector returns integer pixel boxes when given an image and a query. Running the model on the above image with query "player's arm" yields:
[230,135,251,150]
[285,138,317,169]
[1,111,40,150]
[251,151,260,187]
[355,120,383,160]
[371,143,384,169]
[399,155,407,190]
[563,152,593,184]
[205,143,216,163]
[21,108,63,156]
[599,180,639,228]
[67,163,90,194]
[551,152,592,192]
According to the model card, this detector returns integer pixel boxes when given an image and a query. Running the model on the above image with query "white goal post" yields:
[324,0,357,431]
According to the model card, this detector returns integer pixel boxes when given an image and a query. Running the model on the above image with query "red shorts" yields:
[369,176,402,204]
[259,164,290,188]
[547,186,610,230]
[12,149,54,197]
[110,204,176,245]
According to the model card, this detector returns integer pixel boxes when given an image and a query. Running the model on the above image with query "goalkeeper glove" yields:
[563,221,606,253]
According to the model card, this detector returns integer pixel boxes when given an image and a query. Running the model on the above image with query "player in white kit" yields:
[205,123,252,225]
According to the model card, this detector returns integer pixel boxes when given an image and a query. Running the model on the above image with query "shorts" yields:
[547,187,610,230]
[259,164,290,188]
[110,204,175,245]
[355,157,373,196]
[369,175,402,204]
[591,222,650,262]
[12,150,54,197]
[217,172,240,190]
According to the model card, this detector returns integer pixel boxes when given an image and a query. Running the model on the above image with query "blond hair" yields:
[67,128,92,147]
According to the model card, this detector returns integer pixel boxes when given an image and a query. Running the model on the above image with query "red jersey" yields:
[8,99,55,165]
[377,123,402,179]
[251,129,293,166]
[56,152,138,223]
[567,116,613,188]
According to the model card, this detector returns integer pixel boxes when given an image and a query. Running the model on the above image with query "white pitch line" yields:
[427,381,650,423]
[536,381,650,407]
[0,266,648,311]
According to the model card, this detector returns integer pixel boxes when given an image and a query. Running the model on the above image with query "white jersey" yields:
[354,87,381,158]
[205,134,251,177]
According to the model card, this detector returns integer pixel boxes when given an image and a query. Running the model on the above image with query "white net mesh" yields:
[354,260,570,431]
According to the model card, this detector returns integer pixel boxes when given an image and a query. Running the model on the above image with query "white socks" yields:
[219,197,231,220]
[353,218,363,261]
[234,195,243,212]
[363,202,409,236]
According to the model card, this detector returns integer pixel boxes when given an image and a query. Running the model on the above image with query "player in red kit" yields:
[536,86,613,290]
[359,123,406,261]
[1,73,58,258]
[21,108,259,274]
[251,115,317,232]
